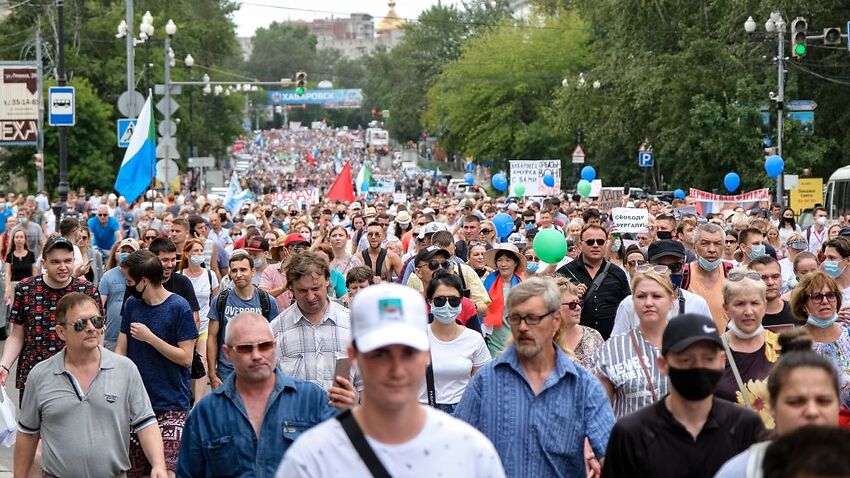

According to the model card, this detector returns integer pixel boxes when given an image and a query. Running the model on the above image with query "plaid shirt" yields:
[270,300,357,391]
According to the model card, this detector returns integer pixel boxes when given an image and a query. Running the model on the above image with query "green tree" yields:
[245,22,318,83]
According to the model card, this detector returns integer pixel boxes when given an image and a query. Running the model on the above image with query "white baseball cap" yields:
[351,283,429,353]
[417,221,449,239]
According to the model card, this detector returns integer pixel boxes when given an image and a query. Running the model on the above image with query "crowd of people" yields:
[0,126,849,477]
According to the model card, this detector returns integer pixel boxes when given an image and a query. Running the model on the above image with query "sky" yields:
[233,0,453,37]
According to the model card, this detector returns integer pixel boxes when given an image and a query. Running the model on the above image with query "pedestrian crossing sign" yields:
[117,119,137,148]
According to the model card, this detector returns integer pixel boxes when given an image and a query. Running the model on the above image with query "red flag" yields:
[306,152,316,165]
[327,161,355,203]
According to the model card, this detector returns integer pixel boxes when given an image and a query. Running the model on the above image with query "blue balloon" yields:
[493,213,514,239]
[724,172,741,193]
[580,166,596,182]
[464,172,475,185]
[674,189,686,199]
[765,155,784,178]
[543,174,555,187]
[465,163,475,172]
[492,173,508,192]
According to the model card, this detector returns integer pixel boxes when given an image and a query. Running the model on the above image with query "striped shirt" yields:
[591,328,668,418]
[270,300,357,391]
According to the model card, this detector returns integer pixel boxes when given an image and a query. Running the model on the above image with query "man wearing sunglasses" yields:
[557,224,630,340]
[87,205,121,253]
[16,293,167,478]
[178,312,336,477]
[611,240,712,336]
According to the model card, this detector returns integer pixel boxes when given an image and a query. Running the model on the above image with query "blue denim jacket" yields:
[176,369,337,478]
[454,345,615,478]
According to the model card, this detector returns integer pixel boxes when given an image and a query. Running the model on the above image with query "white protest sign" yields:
[392,192,407,204]
[611,207,649,233]
[509,160,561,196]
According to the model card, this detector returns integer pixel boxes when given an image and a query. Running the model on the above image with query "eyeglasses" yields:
[60,315,106,332]
[432,296,462,307]
[425,259,452,271]
[232,340,275,354]
[635,264,670,274]
[561,300,582,310]
[480,228,493,234]
[366,232,382,237]
[97,213,108,217]
[728,271,762,282]
[506,310,555,326]
[788,241,807,250]
[584,239,606,247]
[145,235,157,240]
[809,292,838,304]
[627,259,647,267]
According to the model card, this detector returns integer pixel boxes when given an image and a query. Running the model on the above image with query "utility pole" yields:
[125,0,136,118]
[55,0,68,232]
[775,24,786,208]
[35,22,44,193]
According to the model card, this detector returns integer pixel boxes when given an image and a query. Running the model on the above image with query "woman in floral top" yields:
[553,277,603,369]
[790,270,850,408]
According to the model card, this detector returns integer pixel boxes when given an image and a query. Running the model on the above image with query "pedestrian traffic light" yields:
[576,127,584,145]
[295,71,307,96]
[823,27,842,45]
[791,17,807,58]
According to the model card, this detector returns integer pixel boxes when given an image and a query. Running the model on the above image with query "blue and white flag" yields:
[224,170,252,212]
[114,93,155,204]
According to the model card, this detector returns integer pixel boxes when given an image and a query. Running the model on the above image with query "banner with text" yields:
[689,188,770,215]
[268,89,363,109]
[270,189,320,206]
[0,63,38,146]
[509,160,561,196]
[611,207,649,233]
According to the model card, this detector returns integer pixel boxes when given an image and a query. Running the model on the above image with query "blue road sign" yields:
[117,119,137,148]
[638,151,654,168]
[48,86,75,126]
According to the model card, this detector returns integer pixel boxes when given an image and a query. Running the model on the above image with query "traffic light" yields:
[791,17,807,58]
[576,127,584,145]
[823,27,842,45]
[295,71,307,96]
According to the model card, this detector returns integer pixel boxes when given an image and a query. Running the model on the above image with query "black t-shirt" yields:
[4,250,36,282]
[557,257,631,340]
[763,300,796,330]
[602,397,765,478]
[455,240,469,262]
[121,272,200,312]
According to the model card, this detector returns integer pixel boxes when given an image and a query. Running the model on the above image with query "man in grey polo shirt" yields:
[15,292,167,478]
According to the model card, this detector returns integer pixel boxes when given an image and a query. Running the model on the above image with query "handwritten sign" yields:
[611,207,649,233]
[598,189,621,213]
[269,189,319,206]
[509,160,561,196]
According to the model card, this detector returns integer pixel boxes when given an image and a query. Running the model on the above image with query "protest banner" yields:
[509,160,561,196]
[369,174,396,193]
[270,189,320,206]
[392,192,407,204]
[673,206,698,219]
[689,188,770,216]
[598,188,621,212]
[611,207,649,233]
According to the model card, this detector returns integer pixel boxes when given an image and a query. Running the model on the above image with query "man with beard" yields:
[454,278,614,477]
[601,314,764,478]
[359,222,403,283]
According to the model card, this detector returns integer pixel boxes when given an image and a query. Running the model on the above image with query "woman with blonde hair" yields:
[715,269,779,425]
[779,233,807,294]
[553,277,603,370]
[592,267,673,418]
[766,225,782,259]
[479,220,497,246]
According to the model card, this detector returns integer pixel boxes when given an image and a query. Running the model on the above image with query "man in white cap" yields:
[276,283,505,477]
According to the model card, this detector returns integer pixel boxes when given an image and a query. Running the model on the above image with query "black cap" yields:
[662,313,723,356]
[414,246,450,266]
[647,239,685,262]
[43,236,75,255]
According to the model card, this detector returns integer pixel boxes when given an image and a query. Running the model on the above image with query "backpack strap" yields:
[375,249,388,280]
[682,263,691,290]
[257,287,271,319]
[216,289,230,321]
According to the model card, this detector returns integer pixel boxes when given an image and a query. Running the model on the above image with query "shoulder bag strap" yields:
[628,329,658,402]
[336,409,393,478]
[721,334,752,409]
[584,261,611,302]
[678,289,686,315]
[425,357,437,407]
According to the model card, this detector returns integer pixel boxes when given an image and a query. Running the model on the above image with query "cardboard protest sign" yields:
[611,207,649,233]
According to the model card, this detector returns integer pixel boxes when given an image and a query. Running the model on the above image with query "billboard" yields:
[0,62,39,146]
[267,89,363,109]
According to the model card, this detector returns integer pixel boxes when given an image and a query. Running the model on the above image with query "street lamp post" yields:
[163,19,177,196]
[185,54,195,161]
[747,12,785,208]
[54,0,68,232]
[139,11,154,93]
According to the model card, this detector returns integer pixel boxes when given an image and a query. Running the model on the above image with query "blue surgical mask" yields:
[118,252,130,263]
[670,273,684,289]
[18,217,27,225]
[253,257,266,268]
[526,262,540,274]
[611,239,622,252]
[822,260,844,279]
[698,256,723,272]
[747,244,766,260]
[525,222,535,231]
[807,313,837,329]
[431,303,461,324]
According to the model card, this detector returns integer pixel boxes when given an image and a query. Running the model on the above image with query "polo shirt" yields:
[601,396,764,478]
[18,348,156,478]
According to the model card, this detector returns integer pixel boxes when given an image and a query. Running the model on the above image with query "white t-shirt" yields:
[419,327,490,405]
[276,407,505,478]
[779,257,796,294]
[611,288,712,336]
[184,269,219,333]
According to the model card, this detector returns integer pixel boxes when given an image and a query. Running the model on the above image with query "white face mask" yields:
[816,216,828,226]
[190,255,205,266]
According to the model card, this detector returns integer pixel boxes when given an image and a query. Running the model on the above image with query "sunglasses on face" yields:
[809,292,838,304]
[480,228,493,234]
[62,315,106,332]
[232,340,275,354]
[627,259,647,267]
[506,310,554,326]
[728,271,762,282]
[432,296,462,307]
[584,238,606,247]
[145,235,157,240]
[97,213,108,217]
[421,259,451,271]
[525,255,536,261]
[561,300,582,310]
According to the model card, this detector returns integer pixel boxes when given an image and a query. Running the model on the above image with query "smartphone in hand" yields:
[333,357,351,387]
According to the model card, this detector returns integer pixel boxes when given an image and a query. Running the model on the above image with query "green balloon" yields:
[577,179,592,198]
[533,229,568,264]
[514,183,526,197]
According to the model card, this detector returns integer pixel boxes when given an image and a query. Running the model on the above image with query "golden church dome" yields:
[376,0,405,34]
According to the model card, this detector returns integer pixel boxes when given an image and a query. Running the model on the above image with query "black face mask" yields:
[656,231,673,240]
[667,366,722,401]
[264,210,273,218]
[128,281,147,302]
[220,214,227,222]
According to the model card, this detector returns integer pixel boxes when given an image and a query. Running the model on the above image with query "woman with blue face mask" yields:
[421,271,491,414]
[821,238,850,304]
[790,271,850,408]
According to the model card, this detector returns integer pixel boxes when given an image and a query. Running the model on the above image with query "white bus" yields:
[825,165,850,219]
